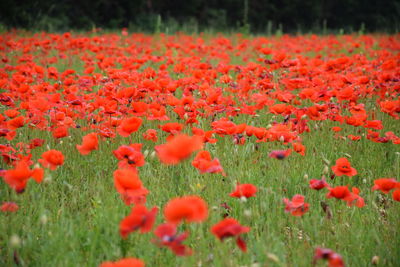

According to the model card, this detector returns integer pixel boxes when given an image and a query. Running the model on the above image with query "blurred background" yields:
[0,0,399,33]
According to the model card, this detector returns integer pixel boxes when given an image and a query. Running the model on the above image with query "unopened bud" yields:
[10,234,21,248]
[40,214,48,225]
[323,165,329,175]
[371,256,379,265]
[243,209,252,218]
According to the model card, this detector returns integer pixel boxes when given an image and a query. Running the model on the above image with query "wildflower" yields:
[113,169,148,205]
[331,157,357,177]
[117,117,142,137]
[155,134,203,165]
[38,149,64,170]
[283,194,309,216]
[309,178,329,190]
[99,257,145,267]
[371,178,399,194]
[192,150,225,175]
[211,218,250,252]
[164,195,208,224]
[153,223,192,256]
[1,202,18,212]
[76,133,98,155]
[313,247,345,267]
[229,183,257,199]
[269,149,291,160]
[120,205,158,238]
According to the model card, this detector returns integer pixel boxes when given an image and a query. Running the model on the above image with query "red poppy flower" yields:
[371,178,399,194]
[164,195,208,224]
[76,133,98,155]
[346,187,365,208]
[269,149,292,160]
[117,117,142,137]
[6,116,25,130]
[155,134,203,165]
[326,185,352,200]
[229,183,257,199]
[120,205,158,238]
[393,189,400,202]
[191,150,225,175]
[52,126,69,139]
[327,185,364,208]
[153,223,192,256]
[3,160,44,193]
[211,217,250,252]
[38,149,64,170]
[29,138,45,149]
[99,257,145,267]
[113,168,149,205]
[1,202,18,212]
[143,129,158,142]
[313,247,344,267]
[331,157,357,177]
[283,194,309,216]
[309,178,329,190]
[292,142,305,156]
[113,144,145,169]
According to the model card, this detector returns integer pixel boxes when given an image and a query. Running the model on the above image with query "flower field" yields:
[0,31,399,267]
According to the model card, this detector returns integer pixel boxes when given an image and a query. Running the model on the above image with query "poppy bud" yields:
[10,234,21,248]
[243,209,252,218]
[323,165,329,174]
[371,255,379,265]
[40,214,48,225]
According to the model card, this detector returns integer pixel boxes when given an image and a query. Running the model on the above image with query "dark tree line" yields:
[0,0,399,32]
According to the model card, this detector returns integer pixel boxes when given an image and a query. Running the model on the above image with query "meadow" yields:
[0,31,399,267]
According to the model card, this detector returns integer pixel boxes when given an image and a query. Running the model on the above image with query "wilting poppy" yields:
[153,223,192,256]
[99,257,145,267]
[164,195,208,224]
[283,194,309,216]
[155,134,203,165]
[76,133,98,155]
[120,205,158,238]
[38,149,64,170]
[229,183,257,199]
[211,217,250,252]
[331,157,357,177]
